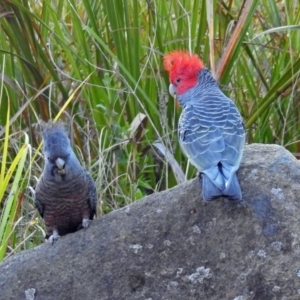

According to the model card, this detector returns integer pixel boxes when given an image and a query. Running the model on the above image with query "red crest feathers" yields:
[163,50,204,74]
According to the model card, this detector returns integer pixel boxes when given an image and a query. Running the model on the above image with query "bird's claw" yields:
[224,199,247,211]
[48,230,60,244]
[82,218,90,229]
[236,200,248,208]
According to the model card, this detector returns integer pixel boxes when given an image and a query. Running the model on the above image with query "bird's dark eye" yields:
[176,78,181,83]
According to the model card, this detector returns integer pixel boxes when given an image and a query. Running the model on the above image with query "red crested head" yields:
[163,50,204,95]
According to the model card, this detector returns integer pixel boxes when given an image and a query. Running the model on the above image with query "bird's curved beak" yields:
[55,157,66,175]
[169,84,177,98]
[169,84,180,108]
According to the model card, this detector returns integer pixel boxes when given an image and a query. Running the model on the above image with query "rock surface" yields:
[1,144,300,300]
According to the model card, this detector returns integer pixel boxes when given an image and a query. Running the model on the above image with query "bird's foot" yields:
[198,172,202,182]
[224,199,247,211]
[48,230,60,244]
[82,218,90,229]
[236,199,248,208]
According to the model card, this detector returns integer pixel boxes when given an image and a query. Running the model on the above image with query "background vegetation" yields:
[0,0,299,261]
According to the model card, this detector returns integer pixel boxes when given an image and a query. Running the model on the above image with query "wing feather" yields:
[178,93,245,188]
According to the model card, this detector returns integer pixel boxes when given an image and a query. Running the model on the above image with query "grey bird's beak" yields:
[55,157,66,175]
[169,84,177,98]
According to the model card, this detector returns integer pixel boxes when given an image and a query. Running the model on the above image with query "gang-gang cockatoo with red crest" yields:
[163,50,245,202]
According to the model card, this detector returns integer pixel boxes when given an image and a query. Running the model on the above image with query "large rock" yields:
[1,144,300,300]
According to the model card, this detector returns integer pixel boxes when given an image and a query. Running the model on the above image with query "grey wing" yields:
[179,102,224,171]
[34,179,45,218]
[178,98,245,187]
[221,100,245,166]
[86,171,97,219]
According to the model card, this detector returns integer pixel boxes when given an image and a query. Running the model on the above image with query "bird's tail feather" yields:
[224,173,242,201]
[201,174,223,201]
[201,173,242,201]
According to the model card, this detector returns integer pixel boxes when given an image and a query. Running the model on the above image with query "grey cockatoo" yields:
[35,121,97,242]
[163,50,245,201]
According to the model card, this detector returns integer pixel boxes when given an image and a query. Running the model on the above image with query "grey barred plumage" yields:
[177,69,245,201]
[34,120,97,242]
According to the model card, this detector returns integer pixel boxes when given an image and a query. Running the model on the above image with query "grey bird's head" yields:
[39,120,79,179]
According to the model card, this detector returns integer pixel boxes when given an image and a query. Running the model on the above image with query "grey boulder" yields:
[1,144,300,300]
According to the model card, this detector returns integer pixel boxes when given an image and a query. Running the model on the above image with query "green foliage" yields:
[0,97,31,261]
[0,0,300,259]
